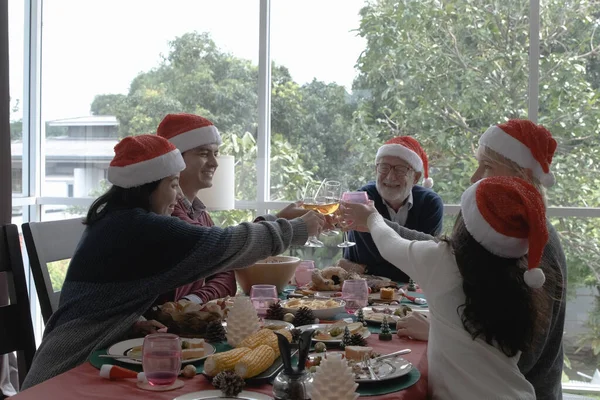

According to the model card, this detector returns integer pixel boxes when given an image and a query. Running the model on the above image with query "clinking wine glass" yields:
[301,181,340,247]
[319,180,342,237]
[337,191,369,248]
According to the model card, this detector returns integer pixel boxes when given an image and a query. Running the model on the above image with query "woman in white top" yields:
[342,176,549,400]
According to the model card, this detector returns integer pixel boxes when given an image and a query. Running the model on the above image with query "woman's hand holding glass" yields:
[299,210,325,238]
[339,199,378,233]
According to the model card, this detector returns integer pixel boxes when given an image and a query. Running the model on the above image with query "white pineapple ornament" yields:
[225,296,260,347]
[310,353,359,400]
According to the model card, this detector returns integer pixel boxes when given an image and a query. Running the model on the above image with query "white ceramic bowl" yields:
[235,255,301,294]
[279,298,346,320]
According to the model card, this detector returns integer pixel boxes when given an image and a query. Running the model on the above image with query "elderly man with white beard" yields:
[343,136,444,282]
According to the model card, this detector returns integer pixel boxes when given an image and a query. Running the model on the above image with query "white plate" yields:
[173,390,273,400]
[357,306,429,325]
[295,323,371,344]
[106,338,215,365]
[279,298,346,320]
[307,351,413,382]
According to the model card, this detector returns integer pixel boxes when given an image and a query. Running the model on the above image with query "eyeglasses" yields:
[376,163,413,176]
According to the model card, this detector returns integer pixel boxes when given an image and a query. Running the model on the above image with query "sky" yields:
[8,0,366,121]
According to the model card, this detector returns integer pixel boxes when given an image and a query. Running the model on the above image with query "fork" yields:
[362,354,379,381]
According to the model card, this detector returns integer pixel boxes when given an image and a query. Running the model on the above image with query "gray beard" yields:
[376,181,412,207]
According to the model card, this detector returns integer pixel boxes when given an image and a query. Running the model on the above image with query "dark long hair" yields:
[443,213,550,357]
[84,181,162,225]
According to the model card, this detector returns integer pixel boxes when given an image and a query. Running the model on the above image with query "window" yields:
[9,0,24,196]
[41,0,259,202]
[270,0,366,200]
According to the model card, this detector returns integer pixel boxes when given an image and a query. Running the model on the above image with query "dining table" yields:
[12,286,429,400]
[12,335,427,400]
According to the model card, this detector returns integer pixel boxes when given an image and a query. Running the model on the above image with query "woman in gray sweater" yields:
[22,135,323,389]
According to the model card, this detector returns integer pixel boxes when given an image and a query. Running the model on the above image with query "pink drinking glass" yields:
[142,333,182,386]
[250,284,278,317]
[294,260,315,287]
[338,191,369,248]
[342,279,369,314]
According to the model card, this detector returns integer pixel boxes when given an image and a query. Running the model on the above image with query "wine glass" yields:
[320,181,341,236]
[337,191,369,248]
[294,260,315,287]
[342,279,369,314]
[300,181,328,247]
[142,333,182,387]
[250,284,279,316]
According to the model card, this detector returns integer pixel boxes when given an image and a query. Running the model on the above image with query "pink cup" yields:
[294,260,315,287]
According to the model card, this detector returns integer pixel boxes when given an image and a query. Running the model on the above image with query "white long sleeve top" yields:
[367,213,535,400]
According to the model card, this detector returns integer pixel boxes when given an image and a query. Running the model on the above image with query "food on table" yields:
[234,344,276,378]
[212,371,246,397]
[394,305,413,317]
[146,299,227,337]
[380,287,395,300]
[181,339,205,349]
[302,260,398,293]
[283,313,295,323]
[314,342,327,353]
[345,346,373,361]
[204,347,252,376]
[127,346,143,358]
[182,348,205,360]
[308,266,362,291]
[180,364,197,378]
[284,298,341,310]
[293,307,316,327]
[312,321,365,341]
[237,328,292,357]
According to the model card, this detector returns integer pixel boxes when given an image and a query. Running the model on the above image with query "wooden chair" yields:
[0,224,36,386]
[22,218,85,324]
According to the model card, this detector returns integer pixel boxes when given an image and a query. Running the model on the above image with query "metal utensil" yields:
[372,348,411,362]
[362,354,379,381]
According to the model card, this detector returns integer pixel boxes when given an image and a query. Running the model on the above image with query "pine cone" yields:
[348,333,367,347]
[213,371,245,397]
[205,320,226,343]
[293,307,315,327]
[266,302,285,321]
[291,328,302,344]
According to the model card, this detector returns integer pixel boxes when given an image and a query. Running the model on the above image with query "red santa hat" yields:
[460,176,548,288]
[107,135,186,189]
[157,113,222,153]
[375,136,433,188]
[479,119,557,187]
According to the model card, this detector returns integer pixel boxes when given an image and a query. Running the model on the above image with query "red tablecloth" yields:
[12,337,428,400]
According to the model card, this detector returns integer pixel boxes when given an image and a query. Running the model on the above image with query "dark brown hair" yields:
[443,213,550,357]
[84,181,162,225]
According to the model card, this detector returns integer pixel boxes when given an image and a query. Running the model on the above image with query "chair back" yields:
[0,224,36,386]
[22,218,85,323]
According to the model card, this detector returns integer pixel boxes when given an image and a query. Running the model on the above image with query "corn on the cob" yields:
[237,329,273,349]
[234,344,276,378]
[204,347,251,376]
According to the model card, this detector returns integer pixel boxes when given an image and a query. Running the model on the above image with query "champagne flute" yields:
[337,191,369,248]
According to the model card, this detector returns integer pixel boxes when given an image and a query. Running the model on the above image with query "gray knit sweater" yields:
[22,208,308,389]
[380,219,566,400]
